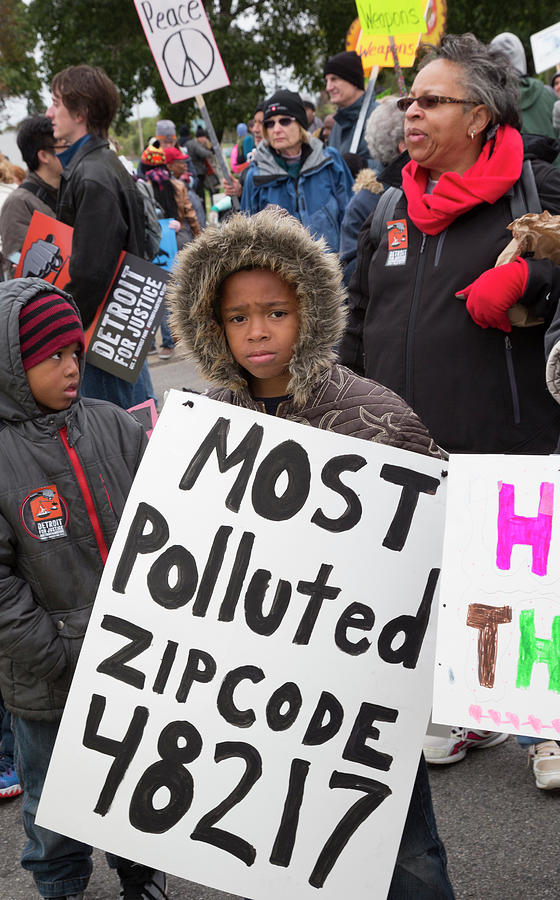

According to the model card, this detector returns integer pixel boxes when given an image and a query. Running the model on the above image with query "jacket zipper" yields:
[434,230,447,267]
[296,176,304,214]
[404,233,427,404]
[504,336,521,425]
[59,426,109,564]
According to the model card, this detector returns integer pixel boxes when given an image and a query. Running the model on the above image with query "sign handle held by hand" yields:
[195,94,240,212]
[349,74,378,155]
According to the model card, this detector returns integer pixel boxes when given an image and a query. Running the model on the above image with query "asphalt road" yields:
[0,353,557,899]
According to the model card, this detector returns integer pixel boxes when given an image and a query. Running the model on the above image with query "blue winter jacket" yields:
[241,137,354,253]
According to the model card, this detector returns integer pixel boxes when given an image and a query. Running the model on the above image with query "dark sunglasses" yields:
[263,116,296,129]
[396,94,478,112]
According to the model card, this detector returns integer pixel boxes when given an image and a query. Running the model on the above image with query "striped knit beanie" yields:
[19,293,85,371]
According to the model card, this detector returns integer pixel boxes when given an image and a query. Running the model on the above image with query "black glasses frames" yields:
[263,116,296,129]
[396,94,479,112]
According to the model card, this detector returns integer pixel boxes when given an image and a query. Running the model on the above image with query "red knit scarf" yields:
[401,125,524,235]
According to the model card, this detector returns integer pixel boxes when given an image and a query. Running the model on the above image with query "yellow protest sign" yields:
[355,0,426,36]
[347,0,446,72]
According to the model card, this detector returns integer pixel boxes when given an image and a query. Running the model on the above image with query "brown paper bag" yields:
[497,211,560,326]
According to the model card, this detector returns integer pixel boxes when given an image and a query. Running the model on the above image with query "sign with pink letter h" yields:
[433,455,560,738]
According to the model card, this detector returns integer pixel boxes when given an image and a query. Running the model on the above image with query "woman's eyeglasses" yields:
[396,94,478,112]
[263,116,296,129]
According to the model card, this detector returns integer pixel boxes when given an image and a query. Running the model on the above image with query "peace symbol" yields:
[163,28,215,87]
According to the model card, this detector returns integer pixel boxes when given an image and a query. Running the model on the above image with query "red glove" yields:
[456,257,529,332]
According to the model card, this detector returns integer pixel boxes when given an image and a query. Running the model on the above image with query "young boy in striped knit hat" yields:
[0,277,168,899]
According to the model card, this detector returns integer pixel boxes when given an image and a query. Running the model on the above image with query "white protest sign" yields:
[134,0,229,103]
[37,390,446,899]
[530,22,560,74]
[433,455,560,739]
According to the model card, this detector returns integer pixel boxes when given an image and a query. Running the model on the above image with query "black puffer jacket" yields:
[0,277,146,719]
[57,136,145,328]
[340,135,560,454]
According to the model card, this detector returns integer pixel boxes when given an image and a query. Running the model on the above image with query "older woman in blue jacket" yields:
[241,90,353,253]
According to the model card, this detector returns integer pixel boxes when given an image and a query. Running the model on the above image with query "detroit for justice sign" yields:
[433,455,560,740]
[86,254,167,383]
[37,391,446,899]
[16,212,167,384]
[134,0,229,103]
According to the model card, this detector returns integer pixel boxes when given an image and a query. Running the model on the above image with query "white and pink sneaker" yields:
[423,727,508,764]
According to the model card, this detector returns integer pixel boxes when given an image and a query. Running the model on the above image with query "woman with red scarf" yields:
[341,33,560,783]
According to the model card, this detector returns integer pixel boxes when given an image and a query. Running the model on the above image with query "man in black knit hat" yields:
[323,49,379,168]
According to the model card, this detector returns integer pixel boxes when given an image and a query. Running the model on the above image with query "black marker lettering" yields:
[217,665,264,727]
[218,531,254,622]
[83,694,149,816]
[147,544,198,609]
[251,440,311,521]
[193,525,232,616]
[179,418,264,513]
[302,691,344,745]
[175,649,217,703]
[265,682,302,731]
[113,502,169,594]
[294,564,341,645]
[96,616,152,689]
[335,602,375,656]
[152,640,179,694]
[342,702,398,771]
[244,569,291,636]
[378,568,440,668]
[270,758,310,867]
[311,454,366,532]
[129,720,202,833]
[191,742,262,866]
[380,464,440,551]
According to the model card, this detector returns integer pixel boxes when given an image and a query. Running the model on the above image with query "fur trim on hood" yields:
[352,169,384,195]
[168,207,347,407]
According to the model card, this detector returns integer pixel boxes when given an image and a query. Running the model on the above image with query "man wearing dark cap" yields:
[323,50,378,168]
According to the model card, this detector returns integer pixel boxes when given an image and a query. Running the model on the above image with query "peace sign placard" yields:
[135,0,229,102]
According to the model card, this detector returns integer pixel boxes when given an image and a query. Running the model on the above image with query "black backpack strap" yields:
[509,160,542,220]
[369,186,403,250]
[19,180,57,212]
[20,181,42,197]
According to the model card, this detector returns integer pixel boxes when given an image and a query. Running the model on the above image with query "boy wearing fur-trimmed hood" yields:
[168,206,454,898]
